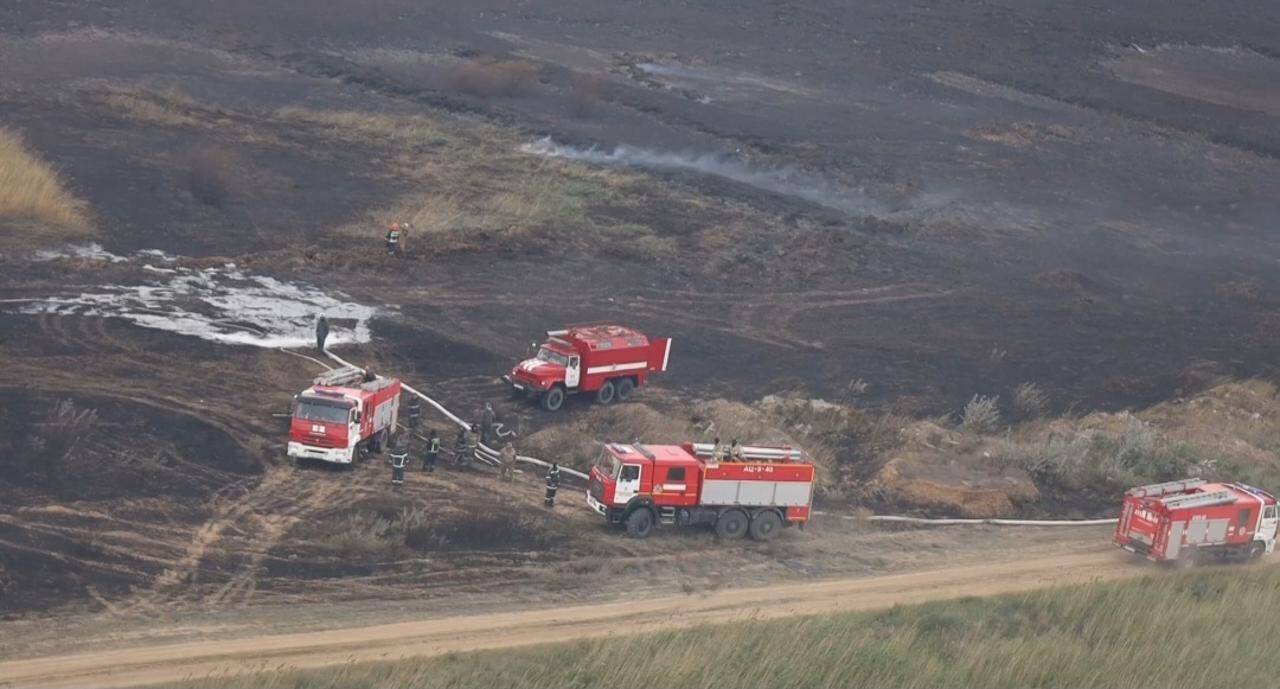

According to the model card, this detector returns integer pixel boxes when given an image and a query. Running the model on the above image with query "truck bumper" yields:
[504,375,543,398]
[288,442,354,465]
[586,492,608,517]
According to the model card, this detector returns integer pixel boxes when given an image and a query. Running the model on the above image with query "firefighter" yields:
[480,402,496,446]
[451,427,468,465]
[423,429,440,472]
[466,424,481,464]
[389,435,408,487]
[315,315,329,353]
[729,438,745,462]
[406,396,422,431]
[385,222,403,256]
[711,436,727,462]
[499,442,517,482]
[544,462,561,508]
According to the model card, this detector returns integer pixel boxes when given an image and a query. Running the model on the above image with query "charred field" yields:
[0,0,1279,644]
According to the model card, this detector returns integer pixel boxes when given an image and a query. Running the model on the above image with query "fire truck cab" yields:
[287,367,401,465]
[586,441,814,540]
[504,324,671,412]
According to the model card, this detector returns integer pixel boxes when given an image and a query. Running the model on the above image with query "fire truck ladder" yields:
[688,443,805,462]
[1126,478,1207,498]
[1158,489,1235,510]
[312,366,367,387]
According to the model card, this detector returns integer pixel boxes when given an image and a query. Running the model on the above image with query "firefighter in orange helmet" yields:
[384,222,403,256]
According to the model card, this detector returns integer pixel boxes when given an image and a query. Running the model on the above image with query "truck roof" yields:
[1137,481,1276,512]
[550,324,649,351]
[607,443,701,467]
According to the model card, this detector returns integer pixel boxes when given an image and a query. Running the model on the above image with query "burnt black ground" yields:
[1,0,1279,617]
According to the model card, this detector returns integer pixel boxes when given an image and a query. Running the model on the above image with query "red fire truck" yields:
[287,366,402,465]
[1114,478,1279,564]
[504,324,672,412]
[586,441,815,540]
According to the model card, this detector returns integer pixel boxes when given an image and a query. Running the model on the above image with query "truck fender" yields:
[622,497,656,521]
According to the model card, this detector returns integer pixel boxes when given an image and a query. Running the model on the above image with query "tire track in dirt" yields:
[0,546,1190,689]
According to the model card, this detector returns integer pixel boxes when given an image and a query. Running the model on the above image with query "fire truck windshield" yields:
[535,347,569,366]
[294,398,352,424]
[593,450,622,479]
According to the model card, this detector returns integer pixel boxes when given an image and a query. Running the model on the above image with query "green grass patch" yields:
[183,563,1280,688]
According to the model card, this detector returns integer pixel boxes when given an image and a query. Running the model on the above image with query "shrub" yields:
[961,394,1001,433]
[184,145,238,208]
[1011,382,1048,420]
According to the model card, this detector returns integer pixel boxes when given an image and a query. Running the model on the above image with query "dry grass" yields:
[274,106,676,258]
[0,128,91,239]
[98,88,206,128]
[186,565,1280,688]
[445,59,539,98]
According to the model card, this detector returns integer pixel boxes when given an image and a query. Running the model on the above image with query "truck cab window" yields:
[621,465,640,481]
[667,468,686,482]
[1266,506,1277,520]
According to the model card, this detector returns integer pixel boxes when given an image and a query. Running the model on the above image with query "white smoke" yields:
[18,255,378,348]
[521,137,887,216]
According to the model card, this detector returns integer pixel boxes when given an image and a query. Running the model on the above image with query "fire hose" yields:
[320,349,589,481]
[286,348,1115,524]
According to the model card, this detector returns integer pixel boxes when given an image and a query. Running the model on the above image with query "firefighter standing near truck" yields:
[480,402,496,446]
[544,462,561,508]
[315,315,329,353]
[389,435,408,488]
[466,424,481,464]
[406,396,422,431]
[499,442,517,482]
[450,427,467,465]
[711,437,727,462]
[423,429,440,472]
[729,439,745,462]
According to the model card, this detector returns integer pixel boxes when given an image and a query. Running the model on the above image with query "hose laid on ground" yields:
[319,349,589,480]
[822,513,1117,526]
[294,350,1111,520]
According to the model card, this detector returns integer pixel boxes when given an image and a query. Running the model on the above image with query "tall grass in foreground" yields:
[186,564,1280,689]
[0,128,90,233]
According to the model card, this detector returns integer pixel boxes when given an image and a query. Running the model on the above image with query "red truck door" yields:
[647,338,672,373]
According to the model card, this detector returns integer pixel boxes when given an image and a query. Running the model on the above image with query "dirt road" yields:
[0,546,1154,688]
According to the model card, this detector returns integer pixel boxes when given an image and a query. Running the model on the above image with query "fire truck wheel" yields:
[540,386,566,412]
[1175,547,1199,569]
[749,510,782,541]
[596,380,616,405]
[715,509,749,540]
[370,429,387,454]
[616,377,635,401]
[625,508,654,538]
[1249,542,1265,560]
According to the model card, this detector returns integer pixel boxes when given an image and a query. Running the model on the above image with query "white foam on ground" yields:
[18,262,378,348]
[521,137,887,216]
[32,242,130,263]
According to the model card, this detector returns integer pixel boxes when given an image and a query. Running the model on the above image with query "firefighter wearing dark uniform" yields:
[315,315,329,352]
[544,462,561,508]
[423,429,440,472]
[466,424,480,465]
[389,437,408,487]
[407,396,422,431]
[451,427,468,465]
[480,402,496,446]
[385,223,402,255]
